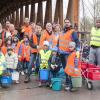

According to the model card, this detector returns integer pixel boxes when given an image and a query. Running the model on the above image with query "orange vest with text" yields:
[40,30,53,46]
[23,44,31,62]
[64,52,81,77]
[59,29,74,52]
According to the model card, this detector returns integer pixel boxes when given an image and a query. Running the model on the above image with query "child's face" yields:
[43,45,49,50]
[8,50,13,55]
[24,37,28,42]
[69,46,75,51]
[52,51,57,55]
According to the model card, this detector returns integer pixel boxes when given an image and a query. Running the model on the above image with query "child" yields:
[64,42,81,92]
[49,47,62,78]
[5,47,19,83]
[0,47,6,75]
[22,35,31,83]
[39,41,51,87]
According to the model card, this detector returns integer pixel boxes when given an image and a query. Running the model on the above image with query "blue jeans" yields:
[17,61,23,72]
[23,61,29,74]
[60,53,72,88]
[27,53,37,76]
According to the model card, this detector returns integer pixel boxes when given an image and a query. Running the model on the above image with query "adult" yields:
[89,18,100,66]
[58,18,80,91]
[40,23,53,47]
[24,23,42,83]
[22,18,32,38]
[2,21,11,43]
[9,24,18,37]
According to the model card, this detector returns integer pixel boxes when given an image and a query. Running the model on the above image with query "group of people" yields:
[0,17,82,92]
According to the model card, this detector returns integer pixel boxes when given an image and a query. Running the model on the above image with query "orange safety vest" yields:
[18,42,24,62]
[64,52,81,77]
[23,44,31,62]
[13,42,21,54]
[1,46,7,55]
[22,25,32,38]
[31,34,38,53]
[51,33,59,48]
[59,29,74,52]
[40,30,53,46]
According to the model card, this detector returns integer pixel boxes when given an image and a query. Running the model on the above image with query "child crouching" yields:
[49,47,62,78]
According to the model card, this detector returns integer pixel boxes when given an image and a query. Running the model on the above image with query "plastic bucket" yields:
[51,78,62,91]
[12,71,19,81]
[71,77,82,88]
[1,76,12,87]
[39,69,49,80]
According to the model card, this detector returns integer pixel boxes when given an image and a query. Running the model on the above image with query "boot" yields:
[24,75,30,83]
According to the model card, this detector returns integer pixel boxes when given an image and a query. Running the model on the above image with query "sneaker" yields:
[38,82,42,87]
[24,76,30,83]
[64,86,70,91]
[16,80,20,84]
[70,88,78,92]
[21,71,25,76]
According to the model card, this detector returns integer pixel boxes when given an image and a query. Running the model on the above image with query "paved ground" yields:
[0,76,100,100]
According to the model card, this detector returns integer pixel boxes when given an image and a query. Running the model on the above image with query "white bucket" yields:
[12,71,19,81]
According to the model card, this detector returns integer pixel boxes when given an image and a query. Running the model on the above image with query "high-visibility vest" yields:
[40,30,53,46]
[22,25,32,38]
[39,50,51,69]
[64,52,81,77]
[18,43,24,62]
[23,44,31,62]
[90,27,100,47]
[51,33,59,48]
[31,34,38,53]
[1,46,7,55]
[59,29,74,52]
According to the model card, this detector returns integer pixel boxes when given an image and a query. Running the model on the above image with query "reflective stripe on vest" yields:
[90,27,100,46]
[64,52,81,77]
[59,29,74,52]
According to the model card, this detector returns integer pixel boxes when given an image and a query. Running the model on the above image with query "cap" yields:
[43,41,49,47]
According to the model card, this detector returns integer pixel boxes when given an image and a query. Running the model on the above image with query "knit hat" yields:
[43,41,49,47]
[69,42,76,48]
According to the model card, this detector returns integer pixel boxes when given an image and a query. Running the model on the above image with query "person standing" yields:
[89,18,100,66]
[58,18,80,91]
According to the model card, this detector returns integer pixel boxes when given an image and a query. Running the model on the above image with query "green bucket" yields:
[51,78,62,91]
[71,77,82,88]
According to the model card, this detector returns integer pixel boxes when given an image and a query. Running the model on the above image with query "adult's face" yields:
[64,19,71,28]
[24,18,30,26]
[36,25,42,34]
[54,24,61,32]
[46,23,52,32]
[96,19,100,28]
[6,21,10,28]
[9,24,15,32]
[31,23,36,30]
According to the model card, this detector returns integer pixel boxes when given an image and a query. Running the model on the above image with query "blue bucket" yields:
[51,78,62,91]
[1,76,12,87]
[40,69,49,80]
